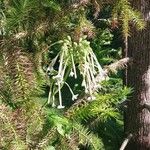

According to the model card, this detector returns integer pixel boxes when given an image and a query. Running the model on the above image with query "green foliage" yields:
[64,78,131,150]
[0,0,142,150]
[112,0,145,37]
[91,29,121,66]
[0,40,36,107]
[73,123,104,150]
[1,0,61,34]
[66,78,131,121]
[26,107,104,150]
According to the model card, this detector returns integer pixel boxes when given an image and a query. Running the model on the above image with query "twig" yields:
[120,133,133,150]
[104,57,132,74]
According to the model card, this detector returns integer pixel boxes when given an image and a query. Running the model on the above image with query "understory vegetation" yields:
[0,0,144,149]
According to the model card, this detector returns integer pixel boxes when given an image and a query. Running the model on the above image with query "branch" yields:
[95,57,132,86]
[104,57,133,74]
[92,0,100,18]
[120,133,133,150]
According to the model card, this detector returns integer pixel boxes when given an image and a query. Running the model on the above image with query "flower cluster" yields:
[47,36,106,109]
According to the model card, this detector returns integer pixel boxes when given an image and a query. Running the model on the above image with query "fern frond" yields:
[65,95,90,119]
[129,9,145,30]
[73,123,104,150]
[64,133,79,150]
[66,77,131,123]
[55,134,79,150]
[91,0,101,18]
[34,127,57,150]
[66,94,118,122]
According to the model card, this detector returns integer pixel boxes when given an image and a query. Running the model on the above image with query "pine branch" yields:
[55,134,79,150]
[0,105,28,149]
[111,0,145,37]
[0,39,36,105]
[34,128,57,150]
[104,57,133,74]
[92,0,101,18]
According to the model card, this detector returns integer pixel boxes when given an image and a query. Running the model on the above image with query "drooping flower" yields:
[65,82,78,101]
[53,75,62,80]
[71,54,77,78]
[52,95,56,107]
[69,70,74,77]
[72,94,79,101]
[57,105,65,109]
[57,81,65,109]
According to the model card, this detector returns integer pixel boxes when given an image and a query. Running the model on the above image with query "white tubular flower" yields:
[69,71,74,77]
[57,82,65,109]
[85,89,89,94]
[58,50,65,75]
[87,96,96,101]
[52,103,56,107]
[81,79,86,87]
[57,105,65,109]
[94,84,101,90]
[53,75,62,80]
[52,95,56,107]
[72,94,78,101]
[91,51,103,73]
[86,70,92,95]
[71,54,77,78]
[90,55,96,75]
[65,82,77,101]
[91,96,96,100]
[47,90,51,104]
[61,60,68,80]
[89,67,96,87]
[87,96,92,101]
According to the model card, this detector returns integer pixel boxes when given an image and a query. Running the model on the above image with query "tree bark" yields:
[125,0,150,149]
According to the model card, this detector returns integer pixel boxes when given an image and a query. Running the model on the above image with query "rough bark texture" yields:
[125,0,150,149]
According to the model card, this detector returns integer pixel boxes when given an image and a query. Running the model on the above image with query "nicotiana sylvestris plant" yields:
[47,36,106,109]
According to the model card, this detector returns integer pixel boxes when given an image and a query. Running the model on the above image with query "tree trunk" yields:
[125,1,150,149]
